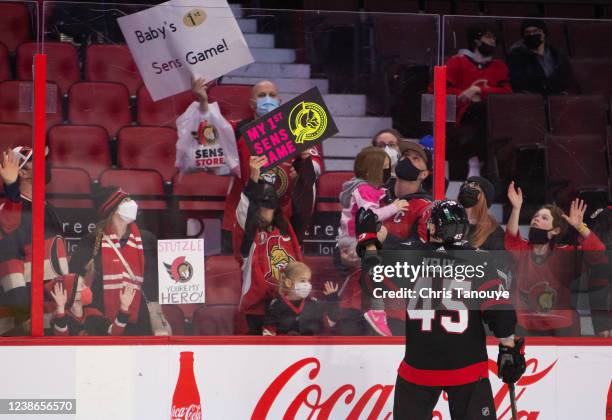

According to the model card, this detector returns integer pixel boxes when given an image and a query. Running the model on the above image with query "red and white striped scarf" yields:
[101,223,144,323]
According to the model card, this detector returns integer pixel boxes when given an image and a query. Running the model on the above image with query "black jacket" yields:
[507,42,577,95]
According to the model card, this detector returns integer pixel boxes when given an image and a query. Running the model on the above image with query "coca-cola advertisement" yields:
[0,341,609,419]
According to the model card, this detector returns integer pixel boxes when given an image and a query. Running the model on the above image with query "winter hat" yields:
[466,176,495,208]
[93,186,129,218]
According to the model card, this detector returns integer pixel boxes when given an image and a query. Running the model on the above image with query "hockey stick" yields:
[508,383,518,420]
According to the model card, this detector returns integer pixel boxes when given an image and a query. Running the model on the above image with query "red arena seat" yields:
[17,42,79,94]
[192,305,236,335]
[207,84,253,125]
[0,2,30,53]
[0,81,63,128]
[570,59,612,96]
[45,167,93,209]
[0,42,9,81]
[0,123,32,150]
[315,171,353,212]
[99,169,167,210]
[567,22,612,59]
[68,82,131,137]
[548,95,608,136]
[117,126,177,183]
[161,305,186,336]
[172,172,231,212]
[204,256,241,305]
[85,44,143,96]
[137,85,196,128]
[48,125,111,181]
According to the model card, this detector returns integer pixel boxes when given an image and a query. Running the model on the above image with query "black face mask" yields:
[395,158,421,182]
[523,34,542,50]
[382,168,392,184]
[478,42,496,57]
[458,187,480,209]
[528,227,552,245]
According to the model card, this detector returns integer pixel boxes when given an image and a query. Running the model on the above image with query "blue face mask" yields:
[256,95,280,117]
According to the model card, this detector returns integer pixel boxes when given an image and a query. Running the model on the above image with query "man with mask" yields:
[435,22,512,179]
[221,80,323,255]
[507,19,577,95]
[0,147,67,335]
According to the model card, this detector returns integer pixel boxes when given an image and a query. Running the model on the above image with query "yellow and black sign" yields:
[240,87,338,170]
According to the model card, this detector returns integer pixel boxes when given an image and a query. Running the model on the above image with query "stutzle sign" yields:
[117,0,254,101]
[157,239,205,304]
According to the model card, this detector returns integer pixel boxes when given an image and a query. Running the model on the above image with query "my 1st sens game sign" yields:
[240,87,338,170]
[158,239,205,304]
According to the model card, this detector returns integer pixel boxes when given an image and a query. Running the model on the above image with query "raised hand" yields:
[507,181,523,210]
[249,155,268,182]
[0,150,20,185]
[119,284,136,312]
[562,198,587,229]
[49,282,68,313]
[323,281,339,296]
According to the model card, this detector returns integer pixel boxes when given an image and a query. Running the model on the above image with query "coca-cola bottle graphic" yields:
[171,351,202,420]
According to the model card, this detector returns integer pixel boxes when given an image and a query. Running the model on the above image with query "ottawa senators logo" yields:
[260,163,290,197]
[194,120,218,146]
[163,256,194,283]
[264,237,295,282]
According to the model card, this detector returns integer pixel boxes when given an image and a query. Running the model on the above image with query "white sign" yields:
[157,239,205,304]
[0,342,610,419]
[117,0,254,101]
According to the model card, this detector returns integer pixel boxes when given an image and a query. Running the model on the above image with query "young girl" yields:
[506,182,606,336]
[263,262,338,336]
[337,147,408,336]
[47,273,136,336]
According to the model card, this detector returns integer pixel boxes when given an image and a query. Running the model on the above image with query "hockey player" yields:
[355,201,526,419]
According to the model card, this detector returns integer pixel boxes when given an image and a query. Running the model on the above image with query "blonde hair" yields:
[279,261,311,294]
[354,147,389,187]
[468,191,499,248]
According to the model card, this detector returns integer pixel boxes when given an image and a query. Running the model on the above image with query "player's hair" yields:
[468,190,499,248]
[354,146,389,187]
[279,262,312,294]
[536,204,568,238]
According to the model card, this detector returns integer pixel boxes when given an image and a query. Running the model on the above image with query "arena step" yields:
[244,33,275,48]
[222,76,328,93]
[237,18,257,33]
[229,63,310,79]
[250,48,296,64]
[335,116,393,138]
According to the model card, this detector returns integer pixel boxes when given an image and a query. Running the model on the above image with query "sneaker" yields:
[364,309,392,336]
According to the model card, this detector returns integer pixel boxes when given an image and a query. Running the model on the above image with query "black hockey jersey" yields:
[263,293,338,336]
[388,242,517,387]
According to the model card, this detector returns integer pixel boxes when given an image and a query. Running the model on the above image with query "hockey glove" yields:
[355,208,382,266]
[497,336,526,384]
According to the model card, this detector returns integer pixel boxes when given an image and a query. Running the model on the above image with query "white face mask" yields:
[384,146,399,167]
[117,200,138,223]
[293,282,312,299]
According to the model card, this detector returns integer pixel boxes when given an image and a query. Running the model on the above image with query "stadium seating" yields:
[570,59,612,96]
[85,44,143,96]
[544,4,596,19]
[546,134,608,202]
[204,256,241,305]
[207,84,253,124]
[192,305,236,335]
[0,42,9,81]
[567,22,612,59]
[0,122,31,150]
[68,82,131,137]
[117,126,177,183]
[99,169,167,210]
[48,125,111,180]
[162,305,186,336]
[423,0,452,15]
[45,167,93,209]
[363,0,419,13]
[315,171,353,212]
[484,2,540,17]
[171,172,231,212]
[17,42,79,94]
[0,81,63,128]
[136,86,196,128]
[454,1,481,14]
[0,2,30,53]
[548,95,608,136]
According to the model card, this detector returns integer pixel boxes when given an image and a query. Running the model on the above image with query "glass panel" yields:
[442,15,612,337]
[0,0,39,337]
[39,2,440,337]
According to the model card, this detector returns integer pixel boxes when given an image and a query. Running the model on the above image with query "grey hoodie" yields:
[339,178,367,208]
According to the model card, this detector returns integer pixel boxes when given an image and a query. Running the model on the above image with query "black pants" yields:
[393,375,495,420]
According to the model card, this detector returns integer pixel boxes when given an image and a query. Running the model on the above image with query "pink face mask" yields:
[79,287,93,306]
